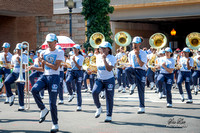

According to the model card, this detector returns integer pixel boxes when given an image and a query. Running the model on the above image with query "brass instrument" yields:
[15,41,30,110]
[148,54,157,72]
[89,32,105,48]
[149,33,167,49]
[83,56,97,74]
[186,32,200,50]
[114,31,131,49]
[116,55,129,68]
[61,61,72,68]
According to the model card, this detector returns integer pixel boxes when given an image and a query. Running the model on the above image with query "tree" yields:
[81,0,114,51]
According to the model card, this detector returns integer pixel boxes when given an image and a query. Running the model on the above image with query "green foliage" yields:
[81,0,114,51]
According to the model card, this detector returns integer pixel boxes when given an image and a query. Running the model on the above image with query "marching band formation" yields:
[0,32,200,132]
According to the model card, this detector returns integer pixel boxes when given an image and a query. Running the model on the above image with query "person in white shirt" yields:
[125,36,147,114]
[192,48,200,95]
[55,45,65,105]
[146,48,157,90]
[177,47,193,103]
[154,50,166,95]
[4,43,27,111]
[31,33,64,132]
[157,47,175,108]
[115,46,126,93]
[65,44,84,111]
[0,42,12,104]
[92,41,116,122]
[28,49,44,99]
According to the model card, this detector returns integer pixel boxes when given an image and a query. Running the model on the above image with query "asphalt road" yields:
[0,86,200,133]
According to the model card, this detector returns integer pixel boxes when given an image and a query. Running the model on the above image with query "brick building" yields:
[0,0,53,52]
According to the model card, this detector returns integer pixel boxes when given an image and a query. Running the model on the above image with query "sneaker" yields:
[118,86,122,92]
[58,100,64,105]
[121,87,126,93]
[4,97,9,104]
[155,88,159,93]
[18,106,25,111]
[9,95,15,106]
[158,92,163,99]
[150,82,154,90]
[130,84,136,95]
[167,103,172,108]
[186,99,193,104]
[194,86,198,95]
[39,108,49,123]
[104,116,112,122]
[68,95,74,102]
[190,85,193,90]
[162,95,166,98]
[76,106,82,111]
[137,107,145,114]
[41,96,44,99]
[50,124,59,132]
[95,107,102,118]
[180,94,184,102]
[84,89,88,92]
[100,91,105,99]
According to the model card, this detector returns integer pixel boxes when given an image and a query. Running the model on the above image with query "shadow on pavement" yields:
[0,118,51,123]
[0,129,71,133]
[110,121,166,128]
[147,112,200,119]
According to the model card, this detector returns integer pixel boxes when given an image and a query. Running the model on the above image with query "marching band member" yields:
[31,33,64,132]
[65,51,76,95]
[55,45,65,105]
[83,53,95,93]
[4,43,27,111]
[29,50,44,99]
[0,42,12,104]
[154,50,165,95]
[192,48,200,95]
[66,44,84,111]
[92,41,116,122]
[115,46,126,93]
[147,48,157,90]
[125,36,147,113]
[177,47,193,103]
[157,47,175,108]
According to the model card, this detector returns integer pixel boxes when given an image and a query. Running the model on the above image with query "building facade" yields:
[0,0,53,52]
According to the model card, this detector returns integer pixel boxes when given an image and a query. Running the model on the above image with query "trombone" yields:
[15,41,30,110]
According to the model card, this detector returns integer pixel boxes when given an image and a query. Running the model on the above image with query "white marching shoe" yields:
[137,107,145,114]
[180,94,184,102]
[4,97,9,104]
[118,86,122,92]
[68,95,74,102]
[150,82,154,90]
[95,107,102,118]
[121,87,126,93]
[158,92,163,99]
[130,84,136,95]
[104,116,112,122]
[58,100,64,105]
[167,103,172,108]
[77,106,82,111]
[186,99,193,104]
[9,95,15,106]
[51,124,59,133]
[39,108,49,123]
[194,86,198,95]
[18,106,25,111]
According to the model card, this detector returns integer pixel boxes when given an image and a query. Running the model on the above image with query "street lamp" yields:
[65,0,75,39]
[170,28,176,49]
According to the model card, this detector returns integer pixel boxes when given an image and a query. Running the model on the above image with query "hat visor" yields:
[46,39,55,42]
[2,46,9,48]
